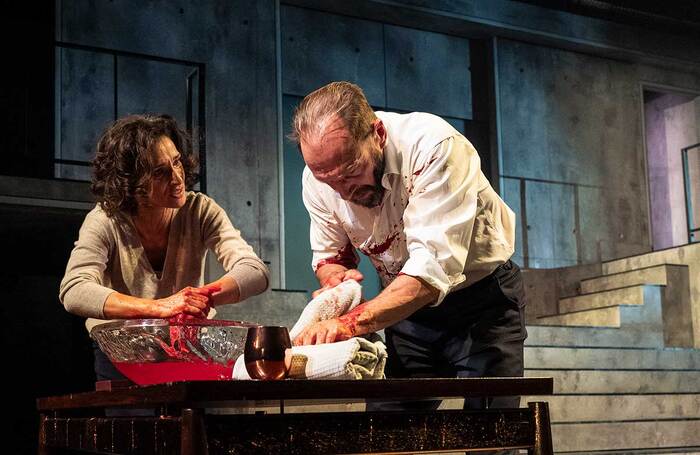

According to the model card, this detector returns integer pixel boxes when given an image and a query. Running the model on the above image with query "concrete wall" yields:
[497,39,700,267]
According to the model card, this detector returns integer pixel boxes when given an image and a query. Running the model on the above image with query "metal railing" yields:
[501,175,604,268]
[682,142,700,244]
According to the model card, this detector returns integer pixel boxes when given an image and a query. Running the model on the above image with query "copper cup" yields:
[244,326,291,380]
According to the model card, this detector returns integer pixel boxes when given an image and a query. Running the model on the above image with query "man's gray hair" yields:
[290,81,377,145]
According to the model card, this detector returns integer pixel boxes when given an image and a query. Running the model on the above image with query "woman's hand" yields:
[156,284,222,320]
[103,284,222,320]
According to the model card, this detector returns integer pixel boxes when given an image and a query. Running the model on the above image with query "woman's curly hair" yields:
[90,114,199,217]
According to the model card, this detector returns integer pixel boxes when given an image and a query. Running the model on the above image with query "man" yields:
[291,81,525,410]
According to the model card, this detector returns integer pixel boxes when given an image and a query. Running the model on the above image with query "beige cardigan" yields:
[59,192,269,332]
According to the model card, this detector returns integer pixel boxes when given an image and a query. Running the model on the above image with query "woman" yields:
[60,114,270,381]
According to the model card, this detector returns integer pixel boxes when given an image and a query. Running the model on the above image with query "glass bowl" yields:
[91,318,259,385]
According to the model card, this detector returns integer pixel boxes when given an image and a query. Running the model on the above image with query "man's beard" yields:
[350,151,385,208]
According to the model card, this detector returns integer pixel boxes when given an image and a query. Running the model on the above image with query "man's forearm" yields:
[338,274,439,336]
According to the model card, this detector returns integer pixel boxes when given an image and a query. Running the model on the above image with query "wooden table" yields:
[37,377,554,454]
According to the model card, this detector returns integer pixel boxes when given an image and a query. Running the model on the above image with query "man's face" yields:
[301,116,386,208]
[140,136,187,209]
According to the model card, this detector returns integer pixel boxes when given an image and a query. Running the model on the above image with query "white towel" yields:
[232,337,387,380]
[288,279,362,340]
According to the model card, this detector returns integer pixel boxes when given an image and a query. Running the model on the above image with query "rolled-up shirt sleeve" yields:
[201,198,270,300]
[400,135,480,305]
[302,168,359,272]
[59,209,115,319]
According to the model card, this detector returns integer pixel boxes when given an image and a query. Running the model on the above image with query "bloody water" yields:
[114,360,233,385]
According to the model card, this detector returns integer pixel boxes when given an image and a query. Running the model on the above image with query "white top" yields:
[60,192,270,332]
[302,111,516,305]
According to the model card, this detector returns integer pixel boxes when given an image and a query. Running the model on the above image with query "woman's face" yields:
[140,136,187,209]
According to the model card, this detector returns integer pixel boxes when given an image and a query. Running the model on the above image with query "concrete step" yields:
[551,420,700,452]
[525,369,700,394]
[522,394,700,423]
[580,264,670,293]
[525,346,700,370]
[574,265,693,348]
[601,243,700,275]
[537,285,664,330]
[559,285,646,313]
[536,304,620,327]
[525,324,665,348]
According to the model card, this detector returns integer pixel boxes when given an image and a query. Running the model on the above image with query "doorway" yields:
[643,88,700,249]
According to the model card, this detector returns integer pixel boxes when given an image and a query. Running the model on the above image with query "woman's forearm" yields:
[103,287,212,319]
[103,291,154,319]
[205,276,240,307]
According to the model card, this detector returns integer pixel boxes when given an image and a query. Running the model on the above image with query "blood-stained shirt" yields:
[302,111,516,305]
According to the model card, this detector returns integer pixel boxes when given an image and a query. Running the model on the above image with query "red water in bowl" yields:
[114,360,233,385]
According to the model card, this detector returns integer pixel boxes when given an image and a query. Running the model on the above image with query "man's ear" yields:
[374,119,387,148]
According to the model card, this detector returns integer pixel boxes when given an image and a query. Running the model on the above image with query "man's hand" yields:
[312,268,364,298]
[293,318,354,345]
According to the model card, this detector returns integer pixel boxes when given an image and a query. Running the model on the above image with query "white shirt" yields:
[302,111,516,305]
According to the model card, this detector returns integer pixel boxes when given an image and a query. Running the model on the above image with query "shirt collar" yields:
[377,112,400,191]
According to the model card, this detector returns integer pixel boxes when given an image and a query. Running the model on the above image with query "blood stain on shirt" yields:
[412,156,438,177]
[316,243,358,270]
[362,232,399,256]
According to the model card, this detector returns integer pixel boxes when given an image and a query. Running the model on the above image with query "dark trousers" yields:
[368,260,527,412]
[93,341,156,416]
[93,341,127,381]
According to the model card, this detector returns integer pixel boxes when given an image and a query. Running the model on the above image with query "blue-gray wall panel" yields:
[281,5,386,107]
[524,181,554,268]
[57,48,114,180]
[384,25,471,119]
[497,43,549,182]
[498,40,611,186]
[523,180,576,268]
[501,177,523,266]
[578,185,604,264]
[116,57,192,125]
[550,183,577,267]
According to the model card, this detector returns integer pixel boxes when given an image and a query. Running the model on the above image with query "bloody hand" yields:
[165,283,222,322]
[312,269,364,298]
[292,318,355,346]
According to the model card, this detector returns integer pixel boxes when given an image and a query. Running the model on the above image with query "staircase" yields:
[523,244,700,453]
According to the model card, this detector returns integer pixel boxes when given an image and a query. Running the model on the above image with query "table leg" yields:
[38,413,50,455]
[528,402,553,455]
[181,408,209,455]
